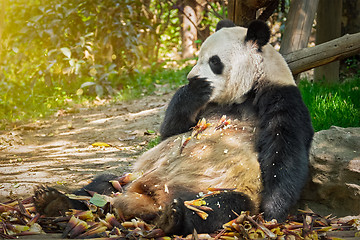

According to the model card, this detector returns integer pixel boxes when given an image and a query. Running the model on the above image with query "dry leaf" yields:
[91,142,111,147]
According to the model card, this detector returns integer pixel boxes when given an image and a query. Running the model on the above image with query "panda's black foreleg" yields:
[73,173,119,196]
[255,85,314,222]
[160,76,213,140]
[66,173,119,209]
[156,192,255,236]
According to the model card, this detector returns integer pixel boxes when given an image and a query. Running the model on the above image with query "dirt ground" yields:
[0,92,173,202]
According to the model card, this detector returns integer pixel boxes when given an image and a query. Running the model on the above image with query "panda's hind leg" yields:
[33,186,75,216]
[33,173,119,216]
[112,175,173,222]
[156,191,255,236]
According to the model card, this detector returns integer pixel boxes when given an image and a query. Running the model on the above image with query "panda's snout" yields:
[187,65,200,80]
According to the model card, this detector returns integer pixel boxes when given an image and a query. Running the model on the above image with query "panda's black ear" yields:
[216,19,236,31]
[245,20,270,49]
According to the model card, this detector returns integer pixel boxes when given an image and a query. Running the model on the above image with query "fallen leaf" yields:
[145,129,155,135]
[89,193,108,207]
[91,142,111,147]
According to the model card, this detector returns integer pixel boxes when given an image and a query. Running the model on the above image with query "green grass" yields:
[0,78,88,129]
[146,136,161,149]
[299,78,360,132]
[0,65,191,129]
[113,65,191,101]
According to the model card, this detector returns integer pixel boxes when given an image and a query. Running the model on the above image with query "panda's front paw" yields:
[188,76,213,101]
[156,198,188,235]
[262,201,288,222]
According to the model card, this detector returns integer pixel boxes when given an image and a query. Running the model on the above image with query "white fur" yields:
[187,26,295,104]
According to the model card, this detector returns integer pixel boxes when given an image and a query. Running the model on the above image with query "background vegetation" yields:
[0,0,359,131]
[300,76,359,131]
[0,0,184,128]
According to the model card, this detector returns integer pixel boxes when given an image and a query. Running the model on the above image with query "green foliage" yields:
[0,62,191,129]
[114,64,191,101]
[0,76,89,128]
[1,0,180,93]
[0,0,183,128]
[343,56,360,78]
[146,136,161,149]
[299,78,360,132]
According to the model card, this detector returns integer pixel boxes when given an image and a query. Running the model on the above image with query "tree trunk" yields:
[228,0,273,27]
[284,32,360,75]
[341,0,360,77]
[342,0,360,35]
[196,0,210,43]
[228,0,256,27]
[314,0,343,83]
[279,0,319,55]
[179,0,198,59]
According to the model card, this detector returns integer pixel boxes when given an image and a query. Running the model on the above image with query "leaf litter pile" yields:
[1,117,360,239]
[1,195,360,240]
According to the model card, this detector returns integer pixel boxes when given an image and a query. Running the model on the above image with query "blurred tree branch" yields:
[284,32,360,75]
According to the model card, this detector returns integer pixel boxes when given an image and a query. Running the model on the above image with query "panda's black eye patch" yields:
[209,55,224,75]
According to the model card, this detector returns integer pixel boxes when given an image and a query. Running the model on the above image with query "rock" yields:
[299,126,360,217]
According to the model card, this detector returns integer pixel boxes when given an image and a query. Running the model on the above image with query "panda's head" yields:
[188,20,295,104]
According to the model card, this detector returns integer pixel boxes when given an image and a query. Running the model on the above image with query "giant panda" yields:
[34,20,314,236]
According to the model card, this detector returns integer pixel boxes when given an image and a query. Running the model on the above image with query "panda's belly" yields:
[134,118,262,210]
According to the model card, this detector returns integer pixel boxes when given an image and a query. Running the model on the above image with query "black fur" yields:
[160,76,213,140]
[34,174,119,215]
[254,84,314,221]
[160,81,313,223]
[156,192,255,236]
[73,173,119,196]
[209,55,224,75]
[33,186,73,217]
[245,20,270,50]
[215,19,236,31]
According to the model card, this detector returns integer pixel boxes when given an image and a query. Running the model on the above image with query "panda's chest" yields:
[200,100,257,124]
[174,120,261,200]
[183,119,257,161]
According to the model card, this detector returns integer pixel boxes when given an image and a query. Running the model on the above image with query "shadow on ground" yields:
[0,93,172,202]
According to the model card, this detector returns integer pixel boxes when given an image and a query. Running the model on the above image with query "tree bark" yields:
[228,0,273,27]
[179,0,198,59]
[342,0,360,35]
[314,0,342,83]
[279,0,319,55]
[284,32,360,75]
[228,0,256,27]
